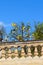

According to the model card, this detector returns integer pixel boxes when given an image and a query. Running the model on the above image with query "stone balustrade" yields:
[0,41,43,58]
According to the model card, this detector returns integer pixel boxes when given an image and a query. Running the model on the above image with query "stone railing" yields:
[0,41,43,58]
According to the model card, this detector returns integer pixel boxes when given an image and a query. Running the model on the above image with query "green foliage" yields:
[32,22,43,40]
[0,24,6,42]
[10,22,30,42]
[37,45,42,57]
[0,22,43,41]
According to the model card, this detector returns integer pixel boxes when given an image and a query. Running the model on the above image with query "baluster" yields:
[34,47,38,56]
[2,48,5,58]
[15,47,18,57]
[41,46,43,56]
[21,47,25,57]
[0,48,2,58]
[28,47,31,56]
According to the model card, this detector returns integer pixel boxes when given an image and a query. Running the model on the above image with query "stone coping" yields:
[0,40,43,44]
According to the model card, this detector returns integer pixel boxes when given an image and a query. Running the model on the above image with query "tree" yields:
[32,22,43,40]
[9,22,30,42]
[0,24,6,42]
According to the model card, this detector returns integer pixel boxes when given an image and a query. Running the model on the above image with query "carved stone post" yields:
[2,49,5,58]
[0,49,2,58]
[28,47,31,56]
[41,46,43,56]
[15,48,18,57]
[8,48,11,57]
[21,47,25,57]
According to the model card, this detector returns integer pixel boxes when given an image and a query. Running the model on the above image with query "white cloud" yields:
[0,22,11,27]
[0,22,4,26]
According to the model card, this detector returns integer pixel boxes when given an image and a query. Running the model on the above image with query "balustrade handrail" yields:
[0,40,43,45]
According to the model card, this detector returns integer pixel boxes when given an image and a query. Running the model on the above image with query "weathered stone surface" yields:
[0,57,43,65]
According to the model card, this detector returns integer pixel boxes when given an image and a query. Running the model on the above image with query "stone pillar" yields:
[15,48,18,57]
[2,49,5,58]
[28,47,31,56]
[21,47,25,57]
[41,46,43,55]
[8,49,11,57]
[0,50,2,58]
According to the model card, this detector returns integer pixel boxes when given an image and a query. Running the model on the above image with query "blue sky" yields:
[0,0,43,33]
